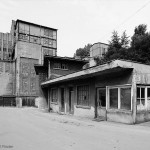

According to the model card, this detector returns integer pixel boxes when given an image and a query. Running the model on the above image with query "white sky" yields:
[0,0,150,57]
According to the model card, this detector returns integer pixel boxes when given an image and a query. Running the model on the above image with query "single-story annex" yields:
[41,59,150,124]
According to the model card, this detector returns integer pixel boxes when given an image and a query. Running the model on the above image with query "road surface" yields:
[0,107,150,150]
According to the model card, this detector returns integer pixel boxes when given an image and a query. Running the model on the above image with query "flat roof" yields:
[16,19,58,31]
[91,42,109,47]
[44,55,88,63]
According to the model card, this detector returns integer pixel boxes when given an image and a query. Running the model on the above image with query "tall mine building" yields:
[0,19,57,108]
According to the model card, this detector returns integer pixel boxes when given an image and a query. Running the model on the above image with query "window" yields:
[43,38,56,48]
[43,38,49,46]
[3,48,7,52]
[53,63,68,70]
[44,29,49,37]
[109,86,131,110]
[19,23,29,34]
[120,88,131,110]
[77,85,89,106]
[43,48,53,56]
[147,88,150,110]
[110,88,118,109]
[19,34,29,41]
[44,29,53,38]
[30,36,40,44]
[137,87,145,110]
[51,89,57,102]
[61,64,68,70]
[53,63,61,69]
[136,86,150,110]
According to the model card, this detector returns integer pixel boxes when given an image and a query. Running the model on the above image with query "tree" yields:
[102,30,130,62]
[94,24,150,65]
[130,24,150,63]
[75,44,92,59]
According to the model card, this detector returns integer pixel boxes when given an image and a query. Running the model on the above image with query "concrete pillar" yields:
[132,74,137,124]
[16,97,22,107]
[1,33,3,60]
[48,88,50,112]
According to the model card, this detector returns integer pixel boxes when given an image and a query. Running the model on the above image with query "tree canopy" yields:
[95,24,150,65]
[74,43,92,59]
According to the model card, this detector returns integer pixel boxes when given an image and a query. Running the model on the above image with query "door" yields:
[96,88,106,119]
[69,87,74,114]
[61,88,65,112]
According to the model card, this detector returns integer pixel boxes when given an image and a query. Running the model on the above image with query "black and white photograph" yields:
[0,0,150,149]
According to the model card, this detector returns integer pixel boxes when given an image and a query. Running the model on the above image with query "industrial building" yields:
[0,19,58,107]
[1,19,150,124]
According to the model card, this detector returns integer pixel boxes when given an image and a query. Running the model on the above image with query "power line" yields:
[116,0,150,29]
[100,0,150,41]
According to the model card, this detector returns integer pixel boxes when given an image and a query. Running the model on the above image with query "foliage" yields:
[75,43,92,59]
[95,24,150,65]
[129,24,150,63]
[96,30,130,64]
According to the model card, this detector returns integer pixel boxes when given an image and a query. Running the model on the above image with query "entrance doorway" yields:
[69,87,74,114]
[61,88,65,112]
[96,88,106,120]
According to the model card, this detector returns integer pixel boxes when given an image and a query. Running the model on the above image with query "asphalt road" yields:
[0,107,150,150]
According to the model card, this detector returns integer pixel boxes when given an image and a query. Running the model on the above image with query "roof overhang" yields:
[44,55,88,63]
[41,60,134,87]
[34,64,47,75]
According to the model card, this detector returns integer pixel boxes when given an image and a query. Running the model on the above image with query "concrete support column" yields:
[58,87,61,112]
[48,60,51,78]
[16,57,20,97]
[48,88,50,112]
[132,74,137,124]
[1,33,3,60]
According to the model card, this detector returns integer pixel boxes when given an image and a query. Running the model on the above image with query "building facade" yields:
[41,60,150,124]
[89,42,109,67]
[0,19,58,107]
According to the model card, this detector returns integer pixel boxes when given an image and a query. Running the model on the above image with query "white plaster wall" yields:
[107,110,134,124]
[74,106,95,119]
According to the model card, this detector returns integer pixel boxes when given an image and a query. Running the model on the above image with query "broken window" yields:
[30,36,40,44]
[77,85,89,106]
[120,88,131,110]
[109,88,118,109]
[19,34,29,41]
[51,89,57,102]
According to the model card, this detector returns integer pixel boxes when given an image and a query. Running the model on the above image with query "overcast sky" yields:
[0,0,150,57]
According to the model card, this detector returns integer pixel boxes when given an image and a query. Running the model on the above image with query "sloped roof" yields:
[41,59,135,87]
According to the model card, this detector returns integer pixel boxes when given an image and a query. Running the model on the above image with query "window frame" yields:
[53,63,68,70]
[108,85,132,111]
[51,88,58,103]
[77,85,89,106]
[136,86,150,111]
